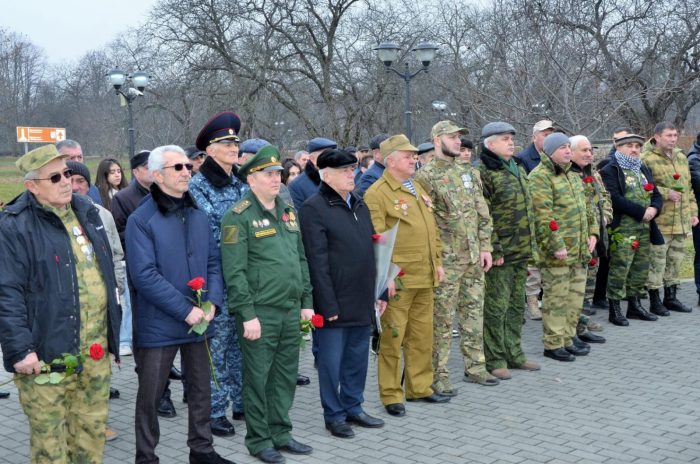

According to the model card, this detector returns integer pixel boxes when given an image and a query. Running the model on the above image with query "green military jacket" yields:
[478,148,538,264]
[220,191,313,322]
[641,143,698,235]
[529,154,599,267]
[415,154,492,266]
[365,170,443,288]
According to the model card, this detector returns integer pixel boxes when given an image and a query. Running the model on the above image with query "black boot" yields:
[608,299,628,326]
[626,297,658,321]
[648,288,670,316]
[663,285,692,313]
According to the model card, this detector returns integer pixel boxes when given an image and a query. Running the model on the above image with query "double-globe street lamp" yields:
[374,42,438,142]
[107,69,150,159]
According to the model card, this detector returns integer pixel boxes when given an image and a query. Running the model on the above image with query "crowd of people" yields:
[0,111,698,464]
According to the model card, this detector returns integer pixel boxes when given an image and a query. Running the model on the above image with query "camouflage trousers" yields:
[584,250,600,306]
[541,265,586,350]
[210,308,244,418]
[607,228,650,300]
[483,261,528,371]
[433,263,487,381]
[525,266,542,297]
[646,233,686,289]
[15,355,111,463]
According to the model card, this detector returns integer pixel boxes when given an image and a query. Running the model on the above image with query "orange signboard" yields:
[16,126,66,143]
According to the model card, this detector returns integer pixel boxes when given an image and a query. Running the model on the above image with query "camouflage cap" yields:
[16,144,67,174]
[431,120,468,138]
[380,134,418,160]
[238,144,284,179]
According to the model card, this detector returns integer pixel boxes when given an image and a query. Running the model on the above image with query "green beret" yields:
[238,144,284,179]
[16,145,67,174]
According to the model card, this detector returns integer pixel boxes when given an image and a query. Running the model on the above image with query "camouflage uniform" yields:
[641,144,698,289]
[15,205,111,463]
[529,155,598,350]
[415,155,494,387]
[478,149,538,371]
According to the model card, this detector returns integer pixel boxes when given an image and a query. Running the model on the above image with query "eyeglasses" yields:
[163,163,194,172]
[34,169,73,184]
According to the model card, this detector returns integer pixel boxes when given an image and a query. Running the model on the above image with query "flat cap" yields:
[482,122,516,138]
[543,132,570,157]
[431,120,468,138]
[380,134,418,160]
[317,149,358,170]
[195,111,241,151]
[417,142,435,155]
[130,150,150,169]
[532,119,555,134]
[614,134,645,146]
[65,161,91,186]
[307,137,337,153]
[369,133,390,150]
[185,146,206,160]
[357,145,369,152]
[16,144,67,174]
[238,145,284,179]
[240,138,270,155]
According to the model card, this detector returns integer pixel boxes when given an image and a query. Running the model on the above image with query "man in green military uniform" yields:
[415,121,499,392]
[529,133,599,362]
[221,145,315,464]
[0,145,121,463]
[478,122,541,380]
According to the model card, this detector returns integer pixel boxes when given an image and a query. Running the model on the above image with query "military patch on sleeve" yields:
[232,199,251,214]
[223,225,239,244]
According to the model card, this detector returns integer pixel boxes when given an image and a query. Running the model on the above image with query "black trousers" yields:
[135,342,213,463]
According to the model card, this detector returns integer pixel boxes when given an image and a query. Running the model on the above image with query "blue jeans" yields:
[119,274,132,347]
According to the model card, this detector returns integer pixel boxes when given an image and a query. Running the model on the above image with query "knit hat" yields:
[543,132,570,157]
[66,161,91,186]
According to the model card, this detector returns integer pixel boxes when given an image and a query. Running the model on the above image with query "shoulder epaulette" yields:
[232,199,251,214]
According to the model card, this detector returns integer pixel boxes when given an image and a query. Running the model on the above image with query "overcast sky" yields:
[1,0,159,64]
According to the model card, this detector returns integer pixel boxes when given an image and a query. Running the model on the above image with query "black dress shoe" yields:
[346,412,385,428]
[210,416,235,437]
[189,449,235,464]
[232,411,245,421]
[169,366,183,380]
[325,421,355,438]
[384,403,405,416]
[109,387,120,399]
[579,331,606,343]
[407,393,451,403]
[0,391,9,399]
[157,396,177,418]
[543,348,575,362]
[277,438,312,455]
[565,344,590,356]
[296,374,310,386]
[183,391,188,404]
[571,336,590,350]
[255,448,285,463]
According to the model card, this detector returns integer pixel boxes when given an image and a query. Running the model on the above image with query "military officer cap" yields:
[306,137,337,153]
[130,150,151,169]
[481,121,516,138]
[317,149,358,169]
[195,111,242,150]
[417,142,434,155]
[240,138,270,155]
[16,144,67,174]
[543,132,571,157]
[431,120,468,138]
[380,134,418,160]
[369,133,390,150]
[238,144,284,179]
[614,134,645,146]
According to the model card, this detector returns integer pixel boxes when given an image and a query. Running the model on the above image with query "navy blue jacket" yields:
[687,138,700,207]
[516,143,541,174]
[126,184,223,348]
[355,161,385,197]
[289,162,321,209]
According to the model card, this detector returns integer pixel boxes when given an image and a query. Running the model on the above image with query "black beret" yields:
[130,150,150,169]
[460,137,474,149]
[317,149,358,169]
[195,111,241,151]
[66,161,91,186]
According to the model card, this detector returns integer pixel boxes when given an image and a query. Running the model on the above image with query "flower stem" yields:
[204,334,219,390]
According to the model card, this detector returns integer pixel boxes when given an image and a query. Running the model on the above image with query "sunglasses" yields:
[163,163,194,172]
[34,169,73,184]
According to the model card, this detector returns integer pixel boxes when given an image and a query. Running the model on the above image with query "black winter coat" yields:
[0,192,121,372]
[599,157,665,247]
[299,182,377,327]
[686,139,700,207]
[110,178,150,250]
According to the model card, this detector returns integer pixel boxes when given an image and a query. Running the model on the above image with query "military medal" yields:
[72,226,82,236]
[262,219,270,227]
[252,220,259,228]
[461,173,472,190]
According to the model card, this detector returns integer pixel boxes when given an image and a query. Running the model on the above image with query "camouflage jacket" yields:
[528,154,599,267]
[414,155,492,266]
[570,162,613,254]
[478,148,538,264]
[641,143,698,235]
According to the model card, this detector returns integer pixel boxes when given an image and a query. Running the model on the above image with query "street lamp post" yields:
[107,69,150,159]
[374,42,438,142]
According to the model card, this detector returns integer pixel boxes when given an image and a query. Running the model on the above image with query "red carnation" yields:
[89,343,104,361]
[583,176,594,184]
[371,233,384,244]
[187,277,205,291]
[549,220,559,232]
[643,183,654,192]
[588,258,598,266]
[631,240,640,250]
[397,270,405,277]
[310,314,324,328]
[673,173,681,180]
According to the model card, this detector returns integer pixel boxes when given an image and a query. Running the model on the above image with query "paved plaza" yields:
[1,283,700,464]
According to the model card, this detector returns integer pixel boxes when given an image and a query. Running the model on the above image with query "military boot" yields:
[526,295,542,320]
[608,299,628,326]
[663,285,692,313]
[648,288,669,316]
[626,297,658,321]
